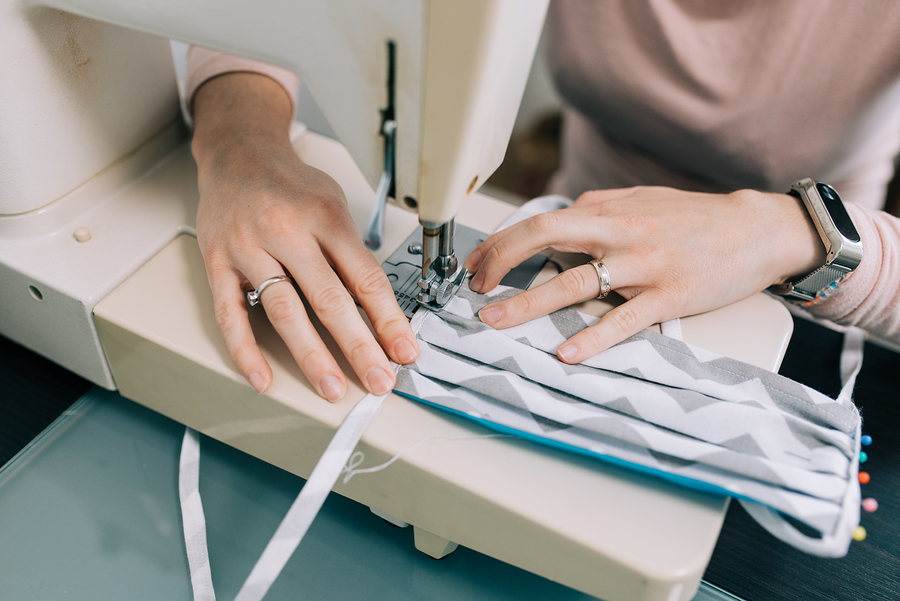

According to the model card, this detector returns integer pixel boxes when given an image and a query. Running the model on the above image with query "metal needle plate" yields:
[382,223,548,318]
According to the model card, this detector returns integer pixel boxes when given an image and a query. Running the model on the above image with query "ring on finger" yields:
[246,275,291,307]
[589,259,611,299]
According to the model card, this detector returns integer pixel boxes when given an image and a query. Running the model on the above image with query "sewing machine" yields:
[0,0,548,387]
[0,1,794,599]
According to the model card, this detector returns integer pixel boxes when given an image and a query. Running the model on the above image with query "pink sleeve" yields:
[184,46,300,115]
[807,203,900,343]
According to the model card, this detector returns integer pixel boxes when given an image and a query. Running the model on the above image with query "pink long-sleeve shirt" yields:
[184,45,300,115]
[185,0,900,344]
[817,204,900,341]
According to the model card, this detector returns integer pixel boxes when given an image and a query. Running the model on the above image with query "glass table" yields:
[0,388,741,601]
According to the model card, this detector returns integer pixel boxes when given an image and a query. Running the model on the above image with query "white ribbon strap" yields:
[179,427,217,601]
[659,318,683,341]
[233,389,391,601]
[179,310,424,601]
[838,326,866,406]
[493,194,573,233]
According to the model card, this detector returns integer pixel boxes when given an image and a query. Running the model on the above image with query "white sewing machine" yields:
[0,1,793,599]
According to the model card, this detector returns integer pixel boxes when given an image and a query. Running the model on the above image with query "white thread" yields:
[341,434,510,484]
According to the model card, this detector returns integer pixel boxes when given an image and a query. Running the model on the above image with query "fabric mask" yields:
[394,285,862,557]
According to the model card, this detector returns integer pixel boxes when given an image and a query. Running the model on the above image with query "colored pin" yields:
[861,434,873,446]
[860,451,868,463]
[853,526,867,542]
[862,498,879,513]
[859,471,871,485]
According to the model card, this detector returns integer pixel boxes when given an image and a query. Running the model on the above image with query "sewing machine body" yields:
[0,2,795,599]
[1,0,548,385]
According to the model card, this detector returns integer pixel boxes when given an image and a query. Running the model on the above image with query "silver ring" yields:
[246,275,290,306]
[589,259,611,299]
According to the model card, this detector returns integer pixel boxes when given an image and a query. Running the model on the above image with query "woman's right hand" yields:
[192,72,417,401]
[465,186,823,363]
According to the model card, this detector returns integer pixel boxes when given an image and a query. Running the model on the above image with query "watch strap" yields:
[769,180,858,304]
[781,263,850,303]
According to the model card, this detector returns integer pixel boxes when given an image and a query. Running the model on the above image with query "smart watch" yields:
[769,178,863,303]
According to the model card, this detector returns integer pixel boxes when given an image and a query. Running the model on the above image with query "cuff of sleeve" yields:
[184,46,300,116]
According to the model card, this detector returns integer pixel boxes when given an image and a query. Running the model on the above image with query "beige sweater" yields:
[544,1,900,342]
[185,0,900,343]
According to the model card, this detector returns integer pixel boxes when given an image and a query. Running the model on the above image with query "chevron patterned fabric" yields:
[395,285,861,551]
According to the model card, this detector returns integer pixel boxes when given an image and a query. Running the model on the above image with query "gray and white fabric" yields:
[395,285,862,557]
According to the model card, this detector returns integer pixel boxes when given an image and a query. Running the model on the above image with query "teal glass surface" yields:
[0,389,598,600]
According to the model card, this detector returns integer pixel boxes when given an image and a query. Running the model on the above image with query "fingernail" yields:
[479,304,503,325]
[558,344,579,363]
[319,374,346,402]
[464,248,482,271]
[393,337,418,364]
[366,366,394,395]
[470,270,485,292]
[248,371,267,394]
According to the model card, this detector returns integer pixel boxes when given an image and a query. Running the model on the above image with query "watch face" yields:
[817,183,860,243]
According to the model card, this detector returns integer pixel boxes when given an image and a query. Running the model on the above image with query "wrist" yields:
[191,72,294,172]
[764,191,826,286]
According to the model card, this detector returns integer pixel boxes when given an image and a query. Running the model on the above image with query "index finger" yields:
[463,205,600,275]
[570,187,642,209]
[325,235,419,366]
[468,212,614,293]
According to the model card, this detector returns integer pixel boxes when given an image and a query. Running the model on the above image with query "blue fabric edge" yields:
[393,389,821,525]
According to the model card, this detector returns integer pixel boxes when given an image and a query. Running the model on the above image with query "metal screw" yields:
[435,280,455,306]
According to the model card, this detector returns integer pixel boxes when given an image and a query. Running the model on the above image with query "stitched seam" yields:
[653,343,821,407]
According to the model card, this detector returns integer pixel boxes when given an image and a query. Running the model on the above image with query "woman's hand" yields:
[192,73,417,400]
[464,186,823,363]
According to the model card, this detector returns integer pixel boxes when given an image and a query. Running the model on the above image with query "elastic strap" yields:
[659,318,683,341]
[837,327,865,407]
[179,427,217,601]
[179,387,392,601]
[233,389,391,601]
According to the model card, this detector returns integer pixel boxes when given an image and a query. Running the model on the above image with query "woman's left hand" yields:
[464,186,823,363]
